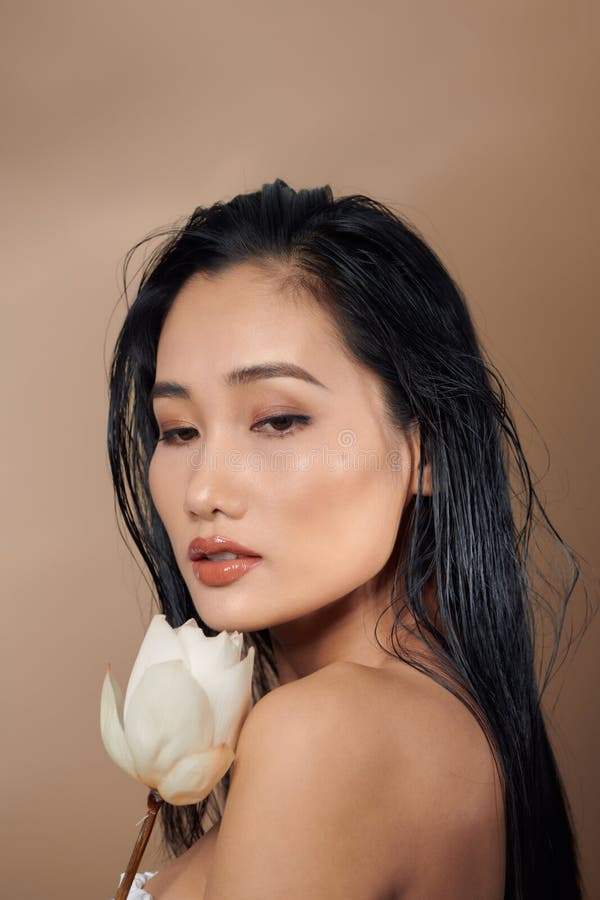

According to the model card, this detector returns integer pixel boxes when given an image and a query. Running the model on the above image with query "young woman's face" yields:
[148,261,422,634]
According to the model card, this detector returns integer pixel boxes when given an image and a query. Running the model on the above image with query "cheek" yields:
[277,457,408,596]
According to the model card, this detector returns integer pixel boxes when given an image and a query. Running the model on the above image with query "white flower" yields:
[100,614,255,805]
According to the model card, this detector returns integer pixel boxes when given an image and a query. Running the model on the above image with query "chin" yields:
[194,599,308,637]
[188,577,329,634]
[190,595,268,635]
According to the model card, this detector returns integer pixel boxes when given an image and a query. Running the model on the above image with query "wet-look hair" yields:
[107,178,594,899]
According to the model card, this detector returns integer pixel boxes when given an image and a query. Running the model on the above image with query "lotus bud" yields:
[100,614,255,805]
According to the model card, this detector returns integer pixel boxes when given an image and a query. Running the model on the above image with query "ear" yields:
[406,425,432,496]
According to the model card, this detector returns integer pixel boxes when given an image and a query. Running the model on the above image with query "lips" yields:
[191,555,263,587]
[188,535,261,561]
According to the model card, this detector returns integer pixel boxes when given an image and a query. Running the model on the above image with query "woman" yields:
[107,178,586,898]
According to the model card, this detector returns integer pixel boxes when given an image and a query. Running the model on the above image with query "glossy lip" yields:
[191,555,263,587]
[188,534,262,561]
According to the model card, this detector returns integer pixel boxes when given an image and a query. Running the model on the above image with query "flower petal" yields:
[200,647,255,748]
[173,618,209,671]
[173,617,201,637]
[177,628,242,688]
[124,615,186,721]
[227,631,244,657]
[124,659,215,787]
[100,667,138,779]
[157,744,235,805]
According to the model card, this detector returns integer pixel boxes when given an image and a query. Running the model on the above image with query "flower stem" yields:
[115,789,164,900]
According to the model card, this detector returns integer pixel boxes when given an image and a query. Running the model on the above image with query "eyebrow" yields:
[150,361,330,402]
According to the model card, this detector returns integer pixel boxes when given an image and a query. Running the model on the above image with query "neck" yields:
[268,560,441,686]
[269,586,387,684]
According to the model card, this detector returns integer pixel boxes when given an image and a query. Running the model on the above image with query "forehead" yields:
[155,262,348,379]
[153,261,399,440]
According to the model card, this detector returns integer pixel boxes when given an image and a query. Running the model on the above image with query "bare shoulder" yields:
[235,659,506,899]
[204,660,408,899]
[152,660,505,899]
[243,657,504,797]
[236,658,396,760]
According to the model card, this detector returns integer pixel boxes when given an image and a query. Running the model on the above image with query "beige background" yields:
[2,2,598,898]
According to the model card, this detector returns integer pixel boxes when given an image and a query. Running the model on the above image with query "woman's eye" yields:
[252,414,311,438]
[156,415,311,446]
[157,427,197,445]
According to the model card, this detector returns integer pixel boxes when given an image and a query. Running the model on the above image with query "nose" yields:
[183,441,246,520]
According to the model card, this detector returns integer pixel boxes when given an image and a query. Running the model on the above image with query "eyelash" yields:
[157,414,311,445]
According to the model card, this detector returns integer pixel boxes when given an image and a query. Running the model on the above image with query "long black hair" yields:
[106,178,594,899]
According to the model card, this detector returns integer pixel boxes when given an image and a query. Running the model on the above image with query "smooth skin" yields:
[144,261,506,898]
